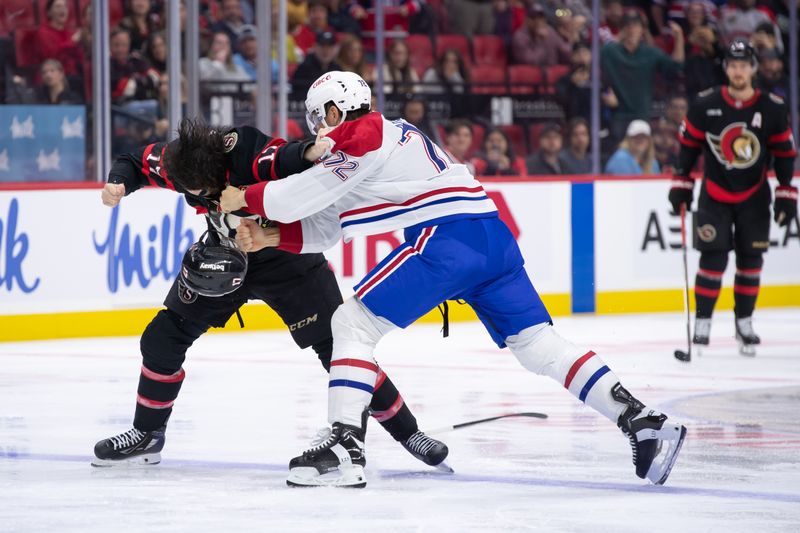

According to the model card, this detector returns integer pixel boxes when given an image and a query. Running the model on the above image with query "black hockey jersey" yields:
[677,86,797,203]
[108,126,314,236]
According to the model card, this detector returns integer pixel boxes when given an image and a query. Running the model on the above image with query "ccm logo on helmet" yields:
[200,262,226,271]
[312,74,332,89]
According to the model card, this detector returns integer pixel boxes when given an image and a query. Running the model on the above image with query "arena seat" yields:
[508,65,543,95]
[406,34,434,78]
[499,125,527,158]
[13,27,39,68]
[469,65,506,95]
[435,34,471,65]
[471,35,506,67]
[544,65,570,93]
[3,0,37,27]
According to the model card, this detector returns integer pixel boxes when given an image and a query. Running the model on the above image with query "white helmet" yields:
[304,71,371,134]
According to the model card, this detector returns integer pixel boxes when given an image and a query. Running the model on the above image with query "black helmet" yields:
[724,38,757,66]
[180,232,248,297]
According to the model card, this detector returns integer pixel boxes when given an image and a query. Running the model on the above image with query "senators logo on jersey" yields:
[706,123,761,170]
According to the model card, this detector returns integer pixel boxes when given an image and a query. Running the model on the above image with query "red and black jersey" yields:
[677,86,797,203]
[107,125,314,234]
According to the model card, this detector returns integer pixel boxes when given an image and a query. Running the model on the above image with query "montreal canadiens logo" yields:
[706,123,760,170]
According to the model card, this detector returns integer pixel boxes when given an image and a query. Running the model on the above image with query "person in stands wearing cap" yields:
[512,4,572,66]
[601,9,684,142]
[604,119,660,175]
[293,0,335,55]
[291,32,341,96]
[211,0,247,47]
[526,122,567,175]
[232,25,258,81]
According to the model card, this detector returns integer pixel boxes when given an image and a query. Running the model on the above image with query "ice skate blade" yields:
[286,465,366,488]
[737,340,757,357]
[91,453,161,467]
[435,461,454,474]
[646,425,687,486]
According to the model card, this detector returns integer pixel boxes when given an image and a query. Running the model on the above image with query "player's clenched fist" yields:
[101,183,126,207]
[235,218,280,252]
[220,185,248,213]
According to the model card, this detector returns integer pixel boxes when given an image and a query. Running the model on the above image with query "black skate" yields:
[613,384,686,485]
[692,317,711,355]
[91,426,165,467]
[287,423,367,488]
[402,431,453,473]
[735,317,760,357]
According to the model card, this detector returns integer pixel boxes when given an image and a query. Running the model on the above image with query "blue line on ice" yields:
[3,452,798,504]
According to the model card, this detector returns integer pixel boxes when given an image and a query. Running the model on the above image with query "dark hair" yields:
[445,119,472,137]
[484,128,515,160]
[164,118,228,192]
[435,48,470,88]
[324,101,371,122]
[566,117,589,137]
[110,27,132,41]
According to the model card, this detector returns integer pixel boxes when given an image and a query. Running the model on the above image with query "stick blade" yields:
[674,349,691,362]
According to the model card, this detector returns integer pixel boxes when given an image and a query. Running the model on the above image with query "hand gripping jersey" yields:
[108,126,314,248]
[676,87,797,203]
[243,112,498,252]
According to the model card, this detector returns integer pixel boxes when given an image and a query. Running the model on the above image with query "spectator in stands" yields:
[34,0,82,77]
[233,25,258,80]
[272,0,303,67]
[750,21,783,55]
[475,129,522,176]
[291,31,341,95]
[198,31,250,82]
[119,0,160,53]
[76,3,93,63]
[683,23,724,97]
[110,28,160,104]
[450,0,495,37]
[401,97,435,139]
[756,48,789,103]
[652,119,679,174]
[493,0,527,46]
[212,0,247,46]
[378,40,420,94]
[555,42,618,123]
[553,9,583,51]
[328,0,362,35]
[422,50,469,94]
[718,0,774,46]
[37,59,83,105]
[294,0,334,55]
[443,120,477,175]
[663,95,688,130]
[598,0,625,44]
[526,122,566,175]
[512,4,572,67]
[560,117,591,174]
[601,10,684,142]
[288,0,309,31]
[144,32,167,78]
[604,119,660,175]
[337,34,372,82]
[154,73,187,140]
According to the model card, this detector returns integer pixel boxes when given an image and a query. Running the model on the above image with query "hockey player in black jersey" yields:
[669,39,797,356]
[92,119,448,468]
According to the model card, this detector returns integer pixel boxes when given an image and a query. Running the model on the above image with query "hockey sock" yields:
[134,365,185,431]
[313,338,418,440]
[733,253,762,319]
[695,252,728,319]
[506,323,628,422]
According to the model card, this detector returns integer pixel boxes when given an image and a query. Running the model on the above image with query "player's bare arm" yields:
[235,218,280,252]
[101,182,126,207]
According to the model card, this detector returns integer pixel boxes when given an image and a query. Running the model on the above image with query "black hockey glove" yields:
[774,186,798,227]
[668,177,694,214]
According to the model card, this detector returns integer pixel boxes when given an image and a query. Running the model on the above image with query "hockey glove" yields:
[668,177,694,214]
[774,186,798,227]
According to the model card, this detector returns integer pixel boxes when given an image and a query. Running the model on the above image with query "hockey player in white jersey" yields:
[220,71,687,488]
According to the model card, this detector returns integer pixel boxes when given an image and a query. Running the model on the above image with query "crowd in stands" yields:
[1,0,795,177]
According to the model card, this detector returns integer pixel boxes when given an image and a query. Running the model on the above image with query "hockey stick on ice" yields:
[674,204,692,362]
[424,412,548,435]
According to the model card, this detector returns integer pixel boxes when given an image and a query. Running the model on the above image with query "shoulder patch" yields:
[769,93,785,104]
[223,132,238,153]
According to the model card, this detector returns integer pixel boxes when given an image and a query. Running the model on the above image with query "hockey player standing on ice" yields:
[669,39,797,356]
[91,119,448,469]
[219,71,687,488]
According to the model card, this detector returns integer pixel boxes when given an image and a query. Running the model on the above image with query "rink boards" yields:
[0,176,797,340]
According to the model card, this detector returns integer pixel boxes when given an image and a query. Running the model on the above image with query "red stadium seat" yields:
[508,65,543,95]
[469,65,506,94]
[545,65,570,85]
[78,0,124,27]
[435,34,471,65]
[406,34,434,78]
[499,125,527,158]
[528,123,546,152]
[471,35,506,67]
[3,0,37,27]
[13,27,39,68]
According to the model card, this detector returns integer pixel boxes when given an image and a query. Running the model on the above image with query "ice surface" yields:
[1,310,799,532]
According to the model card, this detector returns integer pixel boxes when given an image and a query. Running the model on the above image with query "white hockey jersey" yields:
[244,112,498,253]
